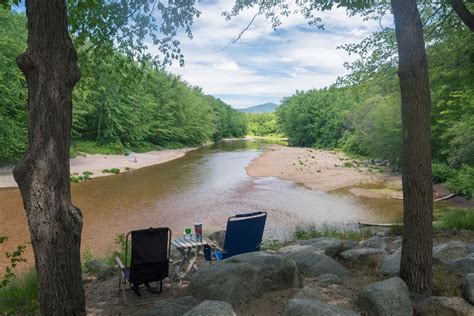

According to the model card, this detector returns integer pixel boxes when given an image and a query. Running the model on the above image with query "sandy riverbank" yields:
[246,144,403,198]
[0,147,196,188]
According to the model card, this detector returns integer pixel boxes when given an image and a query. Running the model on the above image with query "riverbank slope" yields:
[0,147,196,188]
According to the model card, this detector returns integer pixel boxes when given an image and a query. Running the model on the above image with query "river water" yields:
[0,140,404,267]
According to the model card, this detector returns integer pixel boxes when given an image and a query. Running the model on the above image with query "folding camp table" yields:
[171,237,207,282]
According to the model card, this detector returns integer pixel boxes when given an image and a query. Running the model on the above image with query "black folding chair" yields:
[115,227,173,306]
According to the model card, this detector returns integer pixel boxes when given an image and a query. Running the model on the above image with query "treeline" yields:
[0,9,246,163]
[276,27,474,198]
[246,113,282,137]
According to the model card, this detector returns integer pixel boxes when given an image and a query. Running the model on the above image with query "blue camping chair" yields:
[204,211,267,262]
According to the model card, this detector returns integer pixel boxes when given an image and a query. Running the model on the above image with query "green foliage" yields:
[432,162,454,184]
[246,113,282,137]
[0,237,27,289]
[0,269,39,314]
[294,224,374,241]
[437,209,474,231]
[277,87,355,148]
[446,165,474,199]
[0,9,246,163]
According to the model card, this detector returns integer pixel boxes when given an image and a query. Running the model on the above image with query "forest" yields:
[0,8,247,164]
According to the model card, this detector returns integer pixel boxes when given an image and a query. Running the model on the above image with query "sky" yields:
[154,1,392,109]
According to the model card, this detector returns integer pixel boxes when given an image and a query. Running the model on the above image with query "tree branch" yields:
[449,0,474,31]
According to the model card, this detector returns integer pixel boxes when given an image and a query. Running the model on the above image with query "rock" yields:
[208,230,226,248]
[447,253,474,275]
[379,249,401,276]
[183,300,235,316]
[317,273,342,286]
[433,241,469,264]
[300,237,343,257]
[279,244,318,254]
[341,240,359,252]
[360,236,388,250]
[144,296,201,316]
[356,277,412,316]
[283,299,358,316]
[96,266,116,281]
[340,248,387,266]
[415,297,474,316]
[463,273,474,305]
[467,243,474,254]
[188,252,301,305]
[283,247,350,277]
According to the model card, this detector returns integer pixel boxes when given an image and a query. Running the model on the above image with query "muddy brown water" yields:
[1,140,408,269]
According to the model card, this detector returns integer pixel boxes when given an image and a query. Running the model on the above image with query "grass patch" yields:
[0,269,39,314]
[294,224,374,241]
[261,239,284,251]
[436,208,474,230]
[102,168,120,174]
[70,140,170,157]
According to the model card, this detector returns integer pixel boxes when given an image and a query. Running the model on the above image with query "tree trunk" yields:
[391,0,433,295]
[14,1,85,314]
[450,0,474,32]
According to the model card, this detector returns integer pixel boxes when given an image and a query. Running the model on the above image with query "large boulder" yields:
[463,273,474,305]
[283,247,350,277]
[415,297,474,316]
[144,296,201,316]
[340,248,387,267]
[300,237,343,257]
[183,300,235,316]
[282,299,358,316]
[433,241,469,264]
[360,236,388,250]
[188,252,301,305]
[379,249,401,276]
[356,277,412,316]
[447,253,474,275]
[317,273,342,286]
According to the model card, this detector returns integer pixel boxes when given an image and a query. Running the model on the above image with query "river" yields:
[0,139,404,268]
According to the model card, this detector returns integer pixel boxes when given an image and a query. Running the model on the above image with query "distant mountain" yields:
[240,102,278,114]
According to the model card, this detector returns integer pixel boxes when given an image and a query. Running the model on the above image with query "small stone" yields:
[356,277,412,316]
[379,249,401,276]
[447,253,474,275]
[183,300,236,316]
[463,273,474,305]
[433,241,469,264]
[144,296,201,316]
[300,237,343,257]
[283,299,358,316]
[208,230,226,248]
[340,248,387,267]
[415,296,474,316]
[317,274,342,286]
[360,236,388,250]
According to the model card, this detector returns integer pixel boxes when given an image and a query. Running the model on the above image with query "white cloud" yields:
[148,1,393,108]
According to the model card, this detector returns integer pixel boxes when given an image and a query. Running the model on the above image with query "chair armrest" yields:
[204,238,224,252]
[115,256,125,270]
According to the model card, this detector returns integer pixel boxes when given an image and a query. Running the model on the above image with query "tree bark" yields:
[450,0,474,32]
[14,1,85,314]
[391,0,433,295]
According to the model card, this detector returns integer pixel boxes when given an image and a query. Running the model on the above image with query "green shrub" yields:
[110,168,120,174]
[0,269,38,314]
[438,209,474,230]
[432,162,454,184]
[446,165,474,199]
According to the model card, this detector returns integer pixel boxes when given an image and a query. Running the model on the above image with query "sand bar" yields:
[246,144,402,197]
[0,147,195,188]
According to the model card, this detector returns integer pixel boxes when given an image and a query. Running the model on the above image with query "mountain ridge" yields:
[239,102,278,113]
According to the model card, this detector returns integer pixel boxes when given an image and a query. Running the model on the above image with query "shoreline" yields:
[0,147,196,188]
[246,144,403,198]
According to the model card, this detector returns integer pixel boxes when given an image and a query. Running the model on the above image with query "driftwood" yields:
[390,193,457,202]
[433,193,457,202]
[358,222,401,227]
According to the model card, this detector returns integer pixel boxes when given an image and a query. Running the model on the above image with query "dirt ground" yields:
[85,230,474,315]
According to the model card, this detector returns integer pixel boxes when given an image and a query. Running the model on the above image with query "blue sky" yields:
[151,1,393,109]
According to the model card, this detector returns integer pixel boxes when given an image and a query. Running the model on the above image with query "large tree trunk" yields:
[14,0,85,314]
[391,0,433,295]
